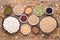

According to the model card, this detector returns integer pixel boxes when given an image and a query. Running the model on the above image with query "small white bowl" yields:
[28,15,39,25]
[19,14,28,23]
[45,7,54,15]
[13,4,24,16]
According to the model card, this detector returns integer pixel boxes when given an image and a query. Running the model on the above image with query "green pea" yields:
[34,5,44,16]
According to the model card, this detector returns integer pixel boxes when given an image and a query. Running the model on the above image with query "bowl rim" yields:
[45,7,54,15]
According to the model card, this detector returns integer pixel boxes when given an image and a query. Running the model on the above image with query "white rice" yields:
[3,17,20,34]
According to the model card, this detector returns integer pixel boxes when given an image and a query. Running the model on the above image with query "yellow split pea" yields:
[25,7,32,14]
[20,24,31,35]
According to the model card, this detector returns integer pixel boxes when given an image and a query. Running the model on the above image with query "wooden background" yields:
[0,0,60,40]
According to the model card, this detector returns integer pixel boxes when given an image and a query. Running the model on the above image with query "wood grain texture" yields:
[0,0,60,40]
